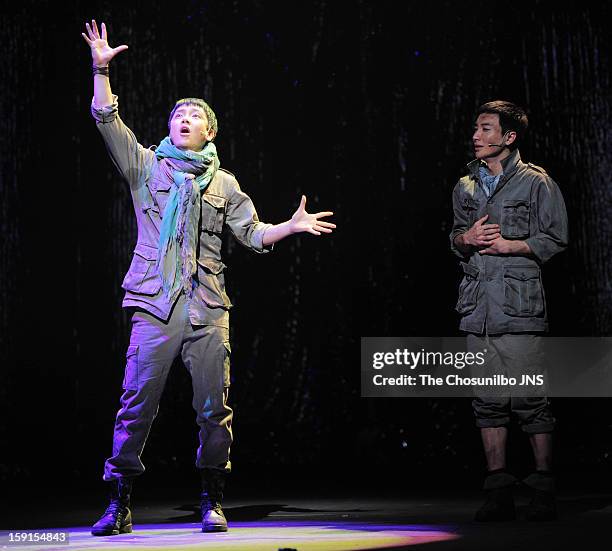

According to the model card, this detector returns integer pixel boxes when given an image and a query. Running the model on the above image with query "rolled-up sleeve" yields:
[225,182,274,254]
[525,177,569,264]
[449,181,470,259]
[91,95,155,188]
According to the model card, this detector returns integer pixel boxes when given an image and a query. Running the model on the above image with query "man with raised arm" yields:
[82,20,335,536]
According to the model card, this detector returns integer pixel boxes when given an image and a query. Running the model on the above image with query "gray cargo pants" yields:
[467,333,555,434]
[103,294,232,480]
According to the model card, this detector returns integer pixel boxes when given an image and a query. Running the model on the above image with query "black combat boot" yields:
[200,468,228,532]
[523,471,557,521]
[91,478,133,536]
[474,469,518,522]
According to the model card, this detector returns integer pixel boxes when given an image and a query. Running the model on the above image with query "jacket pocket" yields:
[141,203,161,233]
[201,194,227,234]
[502,265,544,317]
[121,243,161,295]
[223,340,231,388]
[456,262,480,315]
[122,345,139,391]
[501,199,530,239]
[462,197,479,227]
[195,257,233,309]
[149,173,173,214]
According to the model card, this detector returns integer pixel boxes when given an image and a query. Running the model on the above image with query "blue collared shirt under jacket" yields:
[479,166,502,197]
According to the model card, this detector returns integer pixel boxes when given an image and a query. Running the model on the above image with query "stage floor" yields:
[1,492,610,550]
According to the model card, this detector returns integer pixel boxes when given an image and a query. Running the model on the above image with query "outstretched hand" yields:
[290,195,336,236]
[81,20,128,66]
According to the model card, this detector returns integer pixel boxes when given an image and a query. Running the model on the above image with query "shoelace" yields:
[201,500,222,515]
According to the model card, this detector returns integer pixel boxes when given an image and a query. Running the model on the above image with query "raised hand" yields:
[81,20,128,67]
[290,195,336,236]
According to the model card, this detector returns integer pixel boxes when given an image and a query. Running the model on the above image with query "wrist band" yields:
[93,65,109,76]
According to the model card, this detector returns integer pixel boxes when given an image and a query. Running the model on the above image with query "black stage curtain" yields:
[1,0,610,489]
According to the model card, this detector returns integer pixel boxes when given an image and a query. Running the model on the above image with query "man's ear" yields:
[505,131,517,146]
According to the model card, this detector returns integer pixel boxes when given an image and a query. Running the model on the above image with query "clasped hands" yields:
[462,214,514,255]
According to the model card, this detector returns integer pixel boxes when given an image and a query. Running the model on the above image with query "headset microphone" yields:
[487,131,510,148]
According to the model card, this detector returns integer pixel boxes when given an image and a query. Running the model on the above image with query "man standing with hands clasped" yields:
[82,20,336,536]
[450,101,568,521]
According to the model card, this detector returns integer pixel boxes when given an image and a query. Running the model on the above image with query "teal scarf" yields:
[154,137,220,302]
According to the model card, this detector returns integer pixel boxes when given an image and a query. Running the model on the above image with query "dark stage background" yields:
[1,0,611,495]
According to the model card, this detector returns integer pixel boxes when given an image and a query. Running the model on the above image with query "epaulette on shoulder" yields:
[459,174,476,196]
[218,167,236,178]
[527,162,548,175]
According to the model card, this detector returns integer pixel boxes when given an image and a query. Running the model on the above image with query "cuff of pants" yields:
[197,462,232,473]
[521,421,555,434]
[199,466,232,473]
[475,417,510,428]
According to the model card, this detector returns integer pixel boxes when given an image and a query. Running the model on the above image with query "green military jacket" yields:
[92,96,273,327]
[450,149,568,334]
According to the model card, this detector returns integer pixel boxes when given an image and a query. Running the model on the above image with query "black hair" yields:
[477,100,528,150]
[168,98,218,139]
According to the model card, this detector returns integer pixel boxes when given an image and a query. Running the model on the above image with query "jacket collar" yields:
[466,148,522,180]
